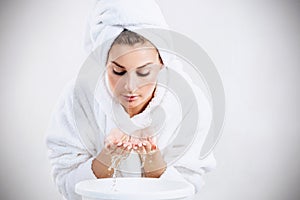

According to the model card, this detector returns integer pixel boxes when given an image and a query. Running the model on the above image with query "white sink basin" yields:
[75,177,195,200]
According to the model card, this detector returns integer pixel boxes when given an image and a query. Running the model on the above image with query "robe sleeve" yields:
[45,80,98,200]
[160,82,217,193]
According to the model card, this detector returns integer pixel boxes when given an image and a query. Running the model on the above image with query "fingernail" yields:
[117,142,123,146]
[138,143,142,147]
[142,142,147,146]
[133,146,138,150]
[127,146,132,150]
[113,140,118,144]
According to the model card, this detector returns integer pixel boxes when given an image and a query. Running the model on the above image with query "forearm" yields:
[91,148,114,178]
[143,150,166,178]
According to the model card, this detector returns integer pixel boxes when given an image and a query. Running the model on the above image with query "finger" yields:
[130,137,140,150]
[142,141,152,153]
[120,134,128,142]
[117,142,132,155]
[123,141,130,148]
[137,141,143,148]
[151,144,157,151]
[147,137,157,151]
[126,143,133,151]
[136,145,146,155]
[115,134,130,147]
[117,141,123,147]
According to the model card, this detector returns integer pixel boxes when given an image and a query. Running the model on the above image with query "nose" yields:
[124,73,137,92]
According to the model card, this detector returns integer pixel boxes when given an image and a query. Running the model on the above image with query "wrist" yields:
[143,150,166,178]
[91,149,114,178]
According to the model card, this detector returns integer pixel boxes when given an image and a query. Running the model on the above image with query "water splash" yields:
[109,153,130,192]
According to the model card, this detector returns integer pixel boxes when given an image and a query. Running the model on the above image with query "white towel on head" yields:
[84,0,169,56]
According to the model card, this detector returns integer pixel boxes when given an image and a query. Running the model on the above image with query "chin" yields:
[119,100,140,108]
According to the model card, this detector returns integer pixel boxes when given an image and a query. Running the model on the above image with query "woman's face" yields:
[107,43,163,115]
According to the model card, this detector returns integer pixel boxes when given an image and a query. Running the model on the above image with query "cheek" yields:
[107,73,119,92]
[139,83,156,96]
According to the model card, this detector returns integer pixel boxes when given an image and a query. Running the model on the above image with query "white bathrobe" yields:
[46,65,216,200]
[46,0,216,199]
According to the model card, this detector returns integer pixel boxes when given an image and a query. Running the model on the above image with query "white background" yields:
[0,0,299,199]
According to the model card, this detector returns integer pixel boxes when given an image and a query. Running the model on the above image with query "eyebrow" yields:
[111,61,154,69]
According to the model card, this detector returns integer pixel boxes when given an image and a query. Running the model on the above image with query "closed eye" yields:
[112,69,126,76]
[136,71,150,77]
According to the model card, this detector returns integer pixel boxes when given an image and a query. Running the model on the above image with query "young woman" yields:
[46,1,216,200]
[92,30,167,179]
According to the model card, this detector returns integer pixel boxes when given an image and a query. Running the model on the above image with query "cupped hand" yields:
[104,128,157,157]
[130,136,157,155]
[104,128,132,157]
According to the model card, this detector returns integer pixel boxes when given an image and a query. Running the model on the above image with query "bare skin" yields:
[92,128,166,178]
[92,43,166,178]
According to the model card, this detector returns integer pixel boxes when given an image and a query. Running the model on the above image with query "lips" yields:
[122,94,139,102]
